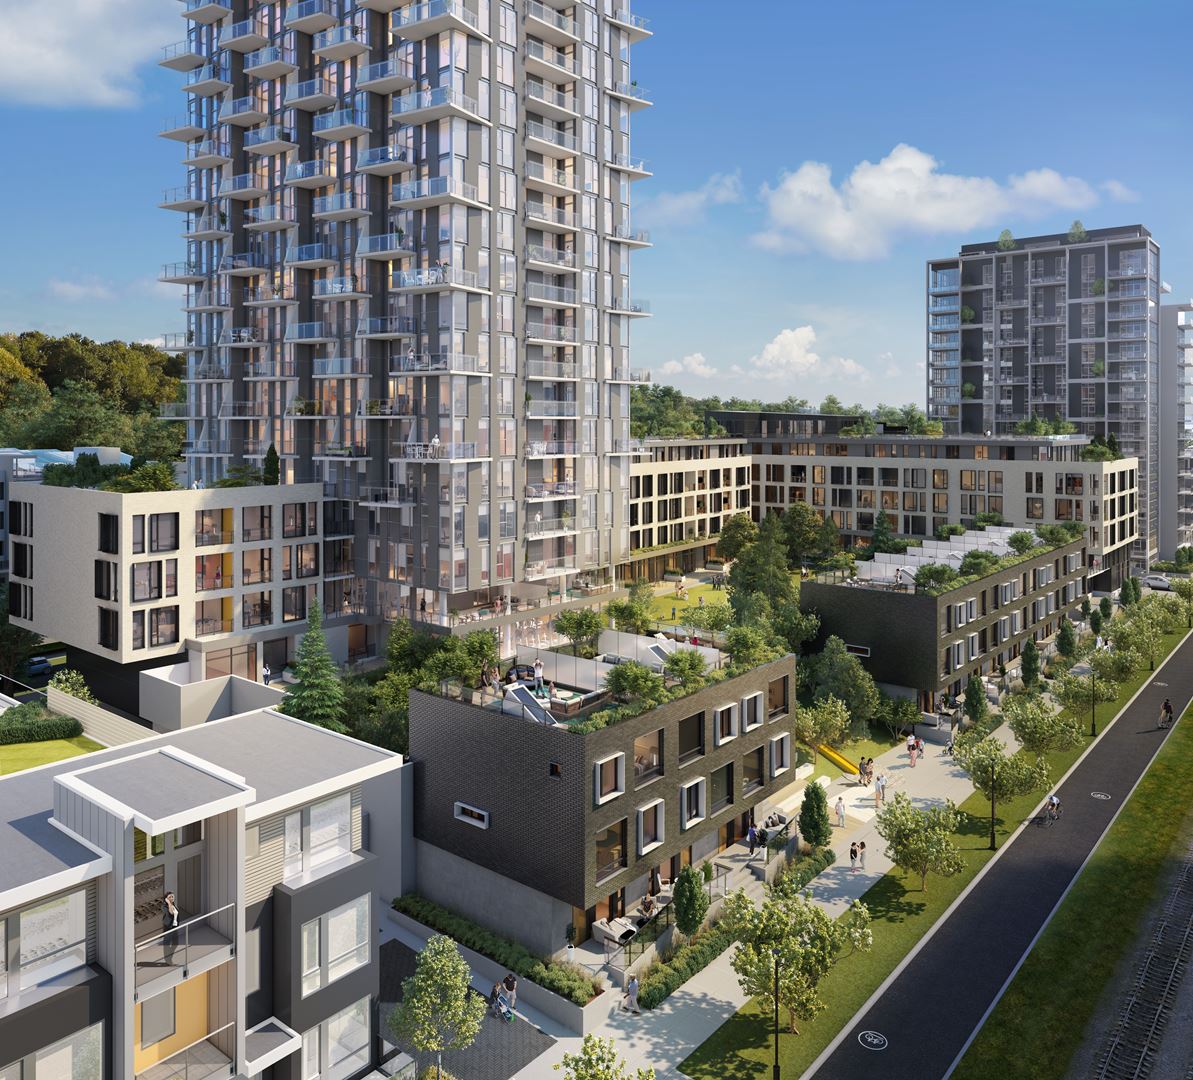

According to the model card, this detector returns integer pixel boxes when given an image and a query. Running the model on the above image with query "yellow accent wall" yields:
[133,970,210,1072]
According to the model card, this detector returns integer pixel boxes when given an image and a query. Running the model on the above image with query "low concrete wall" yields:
[47,687,150,747]
[139,669,284,731]
[388,909,611,1035]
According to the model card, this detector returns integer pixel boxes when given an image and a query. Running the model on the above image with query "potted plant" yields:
[961,382,976,399]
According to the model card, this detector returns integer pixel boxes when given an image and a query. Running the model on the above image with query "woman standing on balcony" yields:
[162,892,180,963]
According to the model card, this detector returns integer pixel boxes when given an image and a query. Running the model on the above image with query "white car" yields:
[1141,574,1172,592]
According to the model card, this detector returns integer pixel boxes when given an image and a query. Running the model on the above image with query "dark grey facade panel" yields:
[0,964,111,1076]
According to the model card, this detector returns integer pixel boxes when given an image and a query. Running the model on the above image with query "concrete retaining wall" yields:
[48,687,150,747]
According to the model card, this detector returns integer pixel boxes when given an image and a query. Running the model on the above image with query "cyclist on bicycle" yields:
[1161,699,1175,728]
[1047,793,1061,820]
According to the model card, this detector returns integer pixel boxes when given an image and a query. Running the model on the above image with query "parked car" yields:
[26,656,53,675]
[1142,574,1172,592]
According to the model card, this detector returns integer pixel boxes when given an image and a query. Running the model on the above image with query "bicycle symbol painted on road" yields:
[858,1031,889,1051]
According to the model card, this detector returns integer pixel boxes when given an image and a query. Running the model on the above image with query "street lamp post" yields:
[988,760,997,851]
[1090,671,1097,739]
[772,949,781,1080]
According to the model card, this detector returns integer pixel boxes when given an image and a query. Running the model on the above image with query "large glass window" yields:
[678,712,704,765]
[308,793,352,871]
[149,606,179,647]
[633,728,663,784]
[31,1022,103,1079]
[19,891,87,989]
[301,895,370,997]
[149,513,179,553]
[744,747,765,793]
[595,819,627,883]
[243,504,272,541]
[768,675,789,719]
[132,562,162,601]
[710,763,734,813]
[301,998,370,1080]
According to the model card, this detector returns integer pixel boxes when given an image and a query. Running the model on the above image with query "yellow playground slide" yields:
[816,743,859,775]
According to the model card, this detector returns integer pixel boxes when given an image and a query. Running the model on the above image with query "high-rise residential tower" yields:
[159,0,651,640]
[926,225,1162,568]
[1159,302,1193,560]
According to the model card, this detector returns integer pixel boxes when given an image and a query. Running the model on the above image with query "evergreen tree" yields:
[1107,431,1120,456]
[1056,615,1077,660]
[963,673,987,726]
[263,443,280,485]
[673,864,709,938]
[1099,595,1113,621]
[1019,638,1040,689]
[283,598,347,732]
[798,781,833,848]
[869,511,902,554]
[1081,597,1092,621]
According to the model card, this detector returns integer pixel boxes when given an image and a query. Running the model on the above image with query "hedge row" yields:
[637,922,736,1010]
[775,845,837,892]
[0,704,83,746]
[392,894,602,1005]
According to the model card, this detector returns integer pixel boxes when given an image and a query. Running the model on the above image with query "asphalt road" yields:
[810,632,1193,1080]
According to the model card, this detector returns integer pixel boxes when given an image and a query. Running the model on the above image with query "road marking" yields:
[1155,682,1169,687]
[1091,791,1112,801]
[858,1031,888,1051]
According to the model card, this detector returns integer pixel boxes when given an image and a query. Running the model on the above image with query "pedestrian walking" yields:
[859,841,867,871]
[874,782,881,811]
[623,974,641,1014]
[878,772,887,802]
[747,822,758,857]
[849,842,858,872]
[671,605,677,621]
[909,743,918,768]
[835,796,846,829]
[262,663,271,686]
[502,972,518,1010]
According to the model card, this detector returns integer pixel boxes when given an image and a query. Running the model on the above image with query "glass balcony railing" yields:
[314,191,368,215]
[357,233,415,257]
[391,0,481,34]
[526,39,577,74]
[524,161,575,189]
[360,56,415,86]
[134,1024,235,1080]
[314,276,367,298]
[526,322,578,342]
[526,204,577,229]
[245,45,296,72]
[394,266,479,289]
[313,108,370,134]
[525,82,575,114]
[526,282,577,304]
[525,244,576,268]
[286,159,336,183]
[313,25,371,51]
[134,903,234,990]
[245,124,295,149]
[525,120,578,152]
[391,176,479,204]
[526,0,575,35]
[392,85,481,119]
[359,143,414,170]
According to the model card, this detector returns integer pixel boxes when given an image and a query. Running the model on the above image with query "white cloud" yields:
[639,172,743,228]
[754,144,1105,260]
[659,352,717,378]
[1102,179,1140,203]
[745,326,867,383]
[139,335,166,348]
[48,278,117,302]
[0,0,177,107]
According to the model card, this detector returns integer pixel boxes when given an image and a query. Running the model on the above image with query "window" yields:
[768,675,789,718]
[453,802,490,829]
[98,608,118,650]
[594,753,625,804]
[149,512,179,552]
[98,513,118,554]
[132,514,144,554]
[633,728,663,784]
[149,607,179,647]
[302,997,370,1080]
[637,800,664,855]
[132,562,162,602]
[94,560,116,601]
[12,542,31,580]
[19,890,87,989]
[744,747,765,792]
[770,733,792,777]
[309,793,352,869]
[678,712,704,765]
[680,778,707,829]
[549,762,563,780]
[283,502,316,538]
[243,504,272,541]
[283,586,309,622]
[141,989,175,1047]
[595,819,627,882]
[284,812,303,879]
[30,1022,103,1079]
[243,590,272,629]
[710,763,734,814]
[714,704,738,746]
[301,895,370,997]
[741,692,763,731]
[132,610,144,650]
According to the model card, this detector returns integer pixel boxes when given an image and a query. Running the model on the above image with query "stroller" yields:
[489,984,514,1022]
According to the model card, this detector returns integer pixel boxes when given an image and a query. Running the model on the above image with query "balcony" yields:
[358,315,418,339]
[160,39,207,71]
[608,7,652,41]
[313,441,371,460]
[243,282,298,305]
[608,80,651,110]
[159,114,206,142]
[1108,264,1148,279]
[356,232,416,260]
[186,361,232,381]
[314,275,370,301]
[357,397,419,418]
[527,515,577,537]
[159,402,195,420]
[284,321,341,344]
[285,242,340,269]
[525,203,576,234]
[525,244,578,272]
[389,351,482,375]
[244,359,297,378]
[611,367,651,383]
[244,45,298,80]
[218,400,269,419]
[313,107,370,140]
[244,204,297,232]
[160,261,207,285]
[359,56,416,94]
[218,173,268,201]
[284,0,337,33]
[524,160,577,196]
[184,138,231,168]
[525,39,578,80]
[313,191,370,221]
[285,158,337,188]
[525,556,578,579]
[390,175,484,210]
[134,903,234,995]
[245,124,297,155]
[392,85,487,125]
[390,0,487,41]
[611,224,651,247]
[526,322,578,344]
[609,296,651,316]
[134,1025,235,1080]
[525,440,577,457]
[524,82,577,122]
[284,77,338,111]
[314,354,370,376]
[186,287,232,313]
[218,251,272,276]
[223,95,268,126]
[162,332,207,353]
[608,152,651,179]
[181,0,231,24]
[358,143,416,175]
[526,359,577,380]
[220,17,269,51]
[218,327,270,347]
[313,25,370,62]
[389,440,480,461]
[185,63,231,96]
[393,266,483,293]
[526,399,578,418]
[525,119,577,159]
[359,484,418,506]
[526,282,577,307]
[525,479,575,498]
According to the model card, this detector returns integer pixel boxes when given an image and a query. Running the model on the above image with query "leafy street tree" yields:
[0,593,39,692]
[954,732,1049,849]
[874,793,965,891]
[798,779,833,848]
[963,674,988,726]
[389,934,485,1080]
[1053,672,1116,717]
[554,608,604,658]
[48,669,99,705]
[1090,643,1139,686]
[1109,606,1164,671]
[773,606,821,656]
[717,513,757,561]
[1099,595,1114,621]
[663,649,708,691]
[1019,638,1040,689]
[792,696,849,765]
[805,636,880,735]
[672,864,709,938]
[603,660,666,709]
[263,443,280,485]
[1090,608,1104,636]
[554,1035,655,1080]
[282,598,347,732]
[1003,693,1083,758]
[1056,615,1077,660]
[605,597,653,635]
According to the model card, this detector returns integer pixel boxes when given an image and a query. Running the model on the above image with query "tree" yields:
[729,514,797,618]
[389,934,485,1080]
[870,511,905,554]
[724,623,783,671]
[282,598,347,732]
[717,513,757,561]
[792,696,849,765]
[954,732,1049,849]
[781,502,825,568]
[797,780,833,848]
[1003,693,1083,758]
[212,462,262,488]
[1099,595,1113,621]
[1067,219,1089,244]
[1007,530,1037,556]
[1081,597,1092,621]
[1056,615,1077,660]
[605,598,652,635]
[683,600,734,641]
[1112,605,1164,670]
[603,660,666,709]
[914,564,957,591]
[815,516,840,562]
[997,229,1016,251]
[963,673,987,726]
[0,593,39,692]
[554,608,604,658]
[102,462,180,492]
[263,443,280,485]
[875,793,965,891]
[1053,672,1116,716]
[554,1035,655,1080]
[672,864,709,938]
[773,606,821,656]
[48,669,99,705]
[663,649,708,691]
[806,636,880,735]
[1089,608,1104,636]
[1120,577,1137,606]
[1019,638,1040,689]
[1090,643,1139,685]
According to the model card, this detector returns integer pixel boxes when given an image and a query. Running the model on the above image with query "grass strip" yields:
[680,630,1186,1080]
[0,736,104,775]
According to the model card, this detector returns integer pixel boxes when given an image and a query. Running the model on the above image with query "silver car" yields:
[1141,574,1172,592]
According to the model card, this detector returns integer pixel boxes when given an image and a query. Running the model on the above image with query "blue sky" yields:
[1,0,1189,407]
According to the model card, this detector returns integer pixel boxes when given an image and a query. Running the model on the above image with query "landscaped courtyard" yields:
[0,736,103,775]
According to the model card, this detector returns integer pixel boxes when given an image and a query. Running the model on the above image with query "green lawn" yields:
[953,701,1193,1079]
[680,629,1187,1080]
[0,736,104,775]
[646,573,801,629]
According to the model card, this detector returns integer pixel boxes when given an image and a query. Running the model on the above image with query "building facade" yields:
[408,655,796,956]
[159,0,652,633]
[1159,303,1193,560]
[0,706,407,1080]
[924,225,1161,568]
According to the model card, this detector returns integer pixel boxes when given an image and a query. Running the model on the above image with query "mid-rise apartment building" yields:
[0,706,407,1080]
[622,437,751,581]
[924,225,1161,567]
[1159,303,1193,560]
[711,410,1137,591]
[159,0,652,633]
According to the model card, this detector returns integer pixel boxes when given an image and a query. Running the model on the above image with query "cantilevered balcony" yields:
[389,351,482,375]
[524,82,577,121]
[220,17,269,51]
[314,275,369,301]
[134,1025,236,1080]
[359,0,404,11]
[359,56,416,94]
[285,242,340,269]
[524,555,578,579]
[285,158,337,188]
[526,281,578,307]
[609,296,651,316]
[159,401,196,420]
[160,39,207,71]
[161,332,205,354]
[356,232,416,260]
[525,244,578,273]
[392,85,487,125]
[224,95,269,126]
[184,137,231,168]
[160,261,207,285]
[525,359,577,380]
[526,398,578,418]
[186,286,232,313]
[160,114,206,142]
[284,321,341,344]
[358,143,416,175]
[218,327,270,347]
[610,224,652,247]
[526,0,578,45]
[388,440,480,461]
[185,62,232,96]
[313,441,372,461]
[357,396,420,418]
[313,191,370,221]
[284,0,337,33]
[244,358,297,378]
[244,204,297,232]
[357,314,418,339]
[244,45,297,80]
[609,152,651,180]
[243,282,298,305]
[607,7,651,41]
[390,175,484,210]
[524,160,577,197]
[525,203,576,234]
[313,26,370,62]
[181,0,231,24]
[390,0,488,41]
[525,120,578,159]
[159,186,207,212]
[186,360,233,381]
[608,81,652,110]
[218,173,268,201]
[313,107,370,140]
[219,251,272,276]
[392,266,483,293]
[245,124,297,155]
[284,77,338,111]
[314,353,370,376]
[525,39,578,80]
[134,903,234,996]
[526,321,578,345]
[184,209,231,241]
[359,484,418,506]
